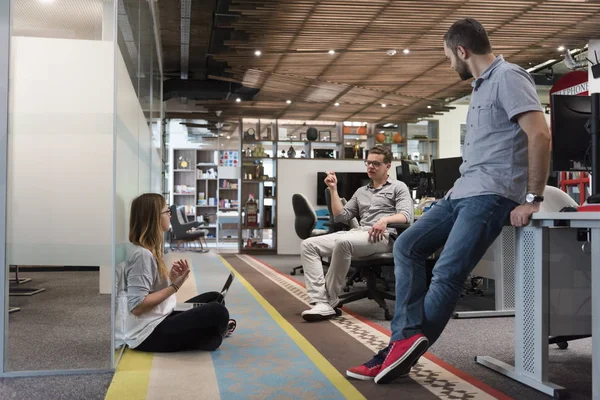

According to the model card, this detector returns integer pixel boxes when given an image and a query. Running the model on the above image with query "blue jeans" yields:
[390,195,518,344]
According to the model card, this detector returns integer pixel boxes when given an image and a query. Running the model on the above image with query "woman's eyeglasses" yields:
[364,160,384,168]
[162,208,172,216]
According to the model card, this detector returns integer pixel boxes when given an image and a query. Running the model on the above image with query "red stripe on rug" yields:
[247,255,512,400]
[422,352,513,400]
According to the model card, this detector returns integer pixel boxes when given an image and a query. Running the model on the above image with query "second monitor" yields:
[432,157,463,196]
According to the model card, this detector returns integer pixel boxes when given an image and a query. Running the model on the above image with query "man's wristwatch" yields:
[525,193,544,205]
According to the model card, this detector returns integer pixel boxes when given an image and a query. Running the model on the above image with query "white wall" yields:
[433,104,468,158]
[7,37,114,266]
[277,159,401,255]
[115,46,158,267]
[590,40,600,94]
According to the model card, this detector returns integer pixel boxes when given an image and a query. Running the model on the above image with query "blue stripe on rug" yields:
[190,252,345,400]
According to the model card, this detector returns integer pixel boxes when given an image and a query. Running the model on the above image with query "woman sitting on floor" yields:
[121,193,235,352]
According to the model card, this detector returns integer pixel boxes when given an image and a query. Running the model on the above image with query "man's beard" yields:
[455,58,473,81]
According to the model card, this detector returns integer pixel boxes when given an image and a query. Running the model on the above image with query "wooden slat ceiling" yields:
[172,0,600,123]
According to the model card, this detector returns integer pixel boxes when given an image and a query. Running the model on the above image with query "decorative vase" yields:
[287,146,296,158]
[392,133,403,143]
[375,133,385,143]
[306,127,318,141]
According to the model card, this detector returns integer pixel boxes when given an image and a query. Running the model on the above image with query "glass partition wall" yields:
[0,0,163,376]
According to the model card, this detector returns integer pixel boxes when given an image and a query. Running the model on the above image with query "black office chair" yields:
[324,187,411,320]
[290,193,329,275]
[170,205,209,252]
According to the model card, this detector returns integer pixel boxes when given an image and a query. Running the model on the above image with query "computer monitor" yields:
[551,94,592,172]
[396,161,421,189]
[432,157,462,195]
[316,172,370,205]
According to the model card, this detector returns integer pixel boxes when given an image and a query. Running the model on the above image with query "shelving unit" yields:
[170,144,241,250]
[239,119,278,253]
[373,120,439,172]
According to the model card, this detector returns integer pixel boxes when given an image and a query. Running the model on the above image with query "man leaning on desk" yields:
[300,145,414,322]
[347,18,552,384]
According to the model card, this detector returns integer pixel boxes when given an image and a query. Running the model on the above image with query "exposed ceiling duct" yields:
[180,0,191,79]
[163,78,259,101]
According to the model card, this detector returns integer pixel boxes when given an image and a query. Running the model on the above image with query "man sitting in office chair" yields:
[300,145,414,322]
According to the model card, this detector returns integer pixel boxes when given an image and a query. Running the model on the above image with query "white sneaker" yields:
[301,303,337,322]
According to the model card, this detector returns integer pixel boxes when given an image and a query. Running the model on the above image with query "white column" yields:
[102,2,114,42]
[590,40,600,94]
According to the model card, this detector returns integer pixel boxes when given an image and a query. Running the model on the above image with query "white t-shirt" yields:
[115,244,175,349]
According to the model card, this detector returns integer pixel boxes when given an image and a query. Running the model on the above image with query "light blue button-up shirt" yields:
[447,55,543,204]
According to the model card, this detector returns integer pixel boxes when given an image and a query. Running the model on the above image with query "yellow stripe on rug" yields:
[105,350,153,400]
[218,255,365,400]
[106,255,205,400]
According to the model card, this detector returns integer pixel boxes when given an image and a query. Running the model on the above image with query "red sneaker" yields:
[346,346,389,380]
[374,334,429,384]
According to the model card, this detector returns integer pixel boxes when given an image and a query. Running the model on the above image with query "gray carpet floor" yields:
[0,271,113,400]
[1,256,592,399]
[256,255,593,400]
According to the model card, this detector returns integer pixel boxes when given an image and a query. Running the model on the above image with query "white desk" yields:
[476,212,600,399]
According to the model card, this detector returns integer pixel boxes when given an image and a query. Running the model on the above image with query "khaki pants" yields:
[300,227,392,305]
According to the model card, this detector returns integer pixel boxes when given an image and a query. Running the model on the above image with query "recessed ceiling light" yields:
[328,50,336,55]
[381,104,387,108]
[219,133,224,136]
[557,45,565,52]
[254,50,262,56]
[386,49,397,56]
[427,105,432,109]
[236,98,241,102]
[226,135,231,139]
[286,100,292,104]
[334,102,340,106]
[403,49,410,55]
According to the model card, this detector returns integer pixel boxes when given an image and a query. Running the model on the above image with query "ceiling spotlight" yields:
[381,104,387,108]
[386,49,397,56]
[427,105,432,109]
[328,50,336,55]
[286,100,292,104]
[219,133,224,137]
[334,102,340,107]
[403,48,410,55]
[235,98,241,102]
[226,135,231,139]
[557,45,565,52]
[254,50,262,56]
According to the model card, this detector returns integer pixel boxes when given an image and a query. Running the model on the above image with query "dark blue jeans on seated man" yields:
[391,194,518,344]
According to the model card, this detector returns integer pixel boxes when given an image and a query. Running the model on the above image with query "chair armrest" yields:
[388,223,411,230]
[324,221,350,232]
[181,220,201,229]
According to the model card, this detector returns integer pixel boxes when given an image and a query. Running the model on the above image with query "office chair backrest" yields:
[292,193,317,240]
[541,185,579,212]
[170,205,190,237]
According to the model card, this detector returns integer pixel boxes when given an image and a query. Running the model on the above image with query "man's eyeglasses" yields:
[364,160,384,168]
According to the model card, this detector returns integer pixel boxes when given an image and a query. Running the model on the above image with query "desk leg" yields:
[477,226,566,397]
[592,228,600,400]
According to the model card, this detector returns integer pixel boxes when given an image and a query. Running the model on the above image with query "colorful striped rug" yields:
[105,252,511,400]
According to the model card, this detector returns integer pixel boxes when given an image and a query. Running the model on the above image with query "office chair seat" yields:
[338,251,396,320]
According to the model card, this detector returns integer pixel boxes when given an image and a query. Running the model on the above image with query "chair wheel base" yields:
[384,309,392,320]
